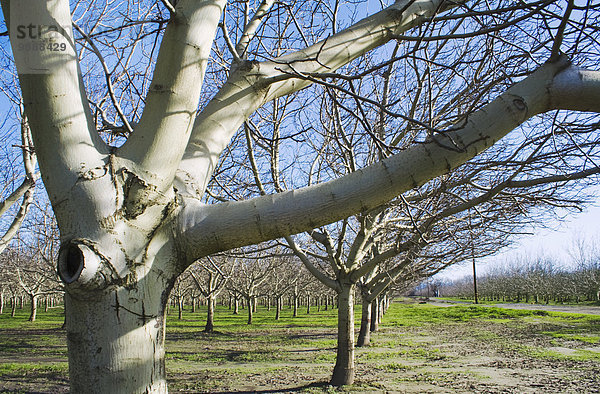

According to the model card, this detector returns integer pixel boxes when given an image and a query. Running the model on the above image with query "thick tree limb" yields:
[175,0,464,197]
[1,0,107,204]
[118,0,226,193]
[235,0,276,59]
[176,59,600,262]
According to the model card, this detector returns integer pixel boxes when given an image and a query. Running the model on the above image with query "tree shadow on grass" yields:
[167,329,236,341]
[210,381,331,393]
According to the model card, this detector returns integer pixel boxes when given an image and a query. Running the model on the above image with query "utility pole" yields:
[472,246,478,304]
[468,202,479,304]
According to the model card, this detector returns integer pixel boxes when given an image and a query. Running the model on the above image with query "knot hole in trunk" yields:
[58,241,103,287]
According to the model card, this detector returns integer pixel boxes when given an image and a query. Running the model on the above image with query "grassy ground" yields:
[0,301,599,392]
[436,296,600,307]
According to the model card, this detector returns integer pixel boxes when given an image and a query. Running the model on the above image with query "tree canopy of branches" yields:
[0,0,599,391]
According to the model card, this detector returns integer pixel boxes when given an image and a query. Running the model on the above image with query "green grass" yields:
[0,306,66,328]
[438,296,600,307]
[382,303,550,327]
[0,362,68,374]
[1,300,599,391]
[516,344,600,362]
[545,332,600,343]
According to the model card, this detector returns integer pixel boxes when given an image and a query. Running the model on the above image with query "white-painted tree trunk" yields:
[372,298,381,332]
[28,294,38,322]
[357,298,372,347]
[65,279,171,393]
[275,296,281,320]
[331,282,355,386]
[205,294,215,332]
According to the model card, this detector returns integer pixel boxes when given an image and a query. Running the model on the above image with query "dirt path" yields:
[430,298,600,315]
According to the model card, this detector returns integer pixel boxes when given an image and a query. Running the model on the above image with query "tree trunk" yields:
[62,300,67,330]
[370,299,379,332]
[0,291,3,314]
[28,294,38,322]
[247,297,253,324]
[204,295,215,332]
[64,284,169,393]
[306,295,311,314]
[293,294,298,317]
[178,297,184,320]
[11,296,16,317]
[357,298,371,347]
[233,298,239,314]
[275,296,281,320]
[331,282,355,386]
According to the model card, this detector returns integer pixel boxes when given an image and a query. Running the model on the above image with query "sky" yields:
[436,200,600,281]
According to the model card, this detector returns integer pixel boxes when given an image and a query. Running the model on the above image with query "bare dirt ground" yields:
[165,307,600,393]
[1,303,599,393]
[430,298,600,315]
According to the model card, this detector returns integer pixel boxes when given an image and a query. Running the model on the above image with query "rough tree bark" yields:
[28,294,38,322]
[205,294,215,332]
[331,281,356,386]
[357,297,372,347]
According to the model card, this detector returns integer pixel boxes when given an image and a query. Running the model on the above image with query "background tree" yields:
[226,251,273,325]
[0,112,36,254]
[189,255,233,332]
[442,244,600,304]
[170,271,195,320]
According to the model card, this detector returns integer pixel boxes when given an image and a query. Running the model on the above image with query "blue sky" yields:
[437,198,600,280]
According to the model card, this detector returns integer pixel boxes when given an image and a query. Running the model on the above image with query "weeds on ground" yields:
[1,300,599,392]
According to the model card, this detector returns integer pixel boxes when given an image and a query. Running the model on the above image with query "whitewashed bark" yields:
[357,298,372,347]
[119,0,226,195]
[177,59,600,259]
[1,0,107,205]
[205,294,215,332]
[3,1,217,390]
[65,282,170,393]
[28,294,38,322]
[370,299,379,332]
[176,0,461,197]
[331,281,355,386]
[235,0,276,58]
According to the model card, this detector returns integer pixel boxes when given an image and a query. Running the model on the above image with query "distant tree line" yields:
[441,243,600,304]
